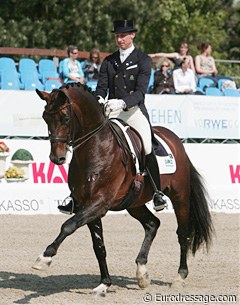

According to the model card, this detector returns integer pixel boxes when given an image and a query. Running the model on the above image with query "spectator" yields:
[173,57,198,94]
[195,42,218,78]
[151,58,175,94]
[62,45,85,84]
[82,48,102,82]
[149,42,195,72]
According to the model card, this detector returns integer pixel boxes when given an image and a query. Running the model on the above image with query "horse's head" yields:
[36,88,72,165]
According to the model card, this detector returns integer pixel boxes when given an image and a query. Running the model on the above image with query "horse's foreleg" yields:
[32,214,80,270]
[87,218,111,296]
[127,205,160,288]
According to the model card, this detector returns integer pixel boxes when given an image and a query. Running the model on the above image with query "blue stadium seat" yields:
[86,81,97,91]
[0,74,22,90]
[20,70,40,83]
[223,89,240,97]
[44,79,62,91]
[147,68,154,93]
[23,79,44,90]
[0,57,16,71]
[205,87,223,96]
[0,68,19,81]
[19,58,37,72]
[0,57,20,80]
[195,86,205,94]
[41,70,60,83]
[38,59,58,81]
[198,77,215,91]
[19,58,40,82]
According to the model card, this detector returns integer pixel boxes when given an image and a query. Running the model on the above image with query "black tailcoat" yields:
[96,48,152,116]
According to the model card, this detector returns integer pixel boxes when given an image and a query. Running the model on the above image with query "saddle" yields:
[108,119,171,211]
[109,118,168,173]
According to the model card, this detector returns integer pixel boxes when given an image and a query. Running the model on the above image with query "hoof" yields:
[171,274,185,289]
[178,268,188,279]
[92,283,108,297]
[32,254,52,270]
[136,263,151,288]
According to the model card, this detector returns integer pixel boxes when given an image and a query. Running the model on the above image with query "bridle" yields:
[44,99,73,146]
[44,92,109,151]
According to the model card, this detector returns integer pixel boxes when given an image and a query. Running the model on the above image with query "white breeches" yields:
[109,106,152,155]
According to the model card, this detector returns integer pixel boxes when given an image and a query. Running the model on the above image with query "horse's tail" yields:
[188,159,214,255]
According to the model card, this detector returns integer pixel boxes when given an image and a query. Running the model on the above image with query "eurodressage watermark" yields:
[142,292,237,304]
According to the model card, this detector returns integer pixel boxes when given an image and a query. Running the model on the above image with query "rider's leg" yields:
[117,107,167,211]
[145,151,167,211]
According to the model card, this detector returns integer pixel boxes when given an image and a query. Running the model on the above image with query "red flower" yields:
[0,141,10,153]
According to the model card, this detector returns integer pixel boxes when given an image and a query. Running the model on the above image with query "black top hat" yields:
[112,20,138,33]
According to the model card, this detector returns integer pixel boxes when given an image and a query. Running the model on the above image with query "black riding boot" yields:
[58,195,76,214]
[146,152,167,211]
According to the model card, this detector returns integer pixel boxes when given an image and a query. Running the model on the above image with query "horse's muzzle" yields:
[50,153,66,165]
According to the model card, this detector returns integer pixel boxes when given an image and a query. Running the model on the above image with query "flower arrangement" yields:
[0,141,10,153]
[4,166,24,179]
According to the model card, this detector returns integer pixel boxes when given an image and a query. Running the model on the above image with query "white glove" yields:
[97,95,105,104]
[107,99,126,112]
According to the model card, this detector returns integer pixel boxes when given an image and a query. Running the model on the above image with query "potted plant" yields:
[11,148,34,179]
[4,165,25,182]
[0,141,10,178]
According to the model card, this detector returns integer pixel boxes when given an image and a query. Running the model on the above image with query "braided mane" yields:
[60,82,96,97]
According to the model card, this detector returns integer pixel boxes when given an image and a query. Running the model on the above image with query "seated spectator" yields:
[82,48,102,82]
[62,45,85,84]
[151,58,175,94]
[195,42,218,77]
[173,57,200,94]
[149,42,195,72]
[195,42,232,88]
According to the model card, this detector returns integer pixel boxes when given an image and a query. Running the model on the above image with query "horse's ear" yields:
[35,89,50,102]
[54,90,67,107]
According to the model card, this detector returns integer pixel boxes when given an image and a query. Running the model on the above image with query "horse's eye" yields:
[62,116,70,124]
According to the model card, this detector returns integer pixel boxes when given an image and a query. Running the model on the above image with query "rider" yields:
[58,19,167,214]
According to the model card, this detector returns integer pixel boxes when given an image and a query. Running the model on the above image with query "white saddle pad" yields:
[154,134,176,174]
[111,119,176,175]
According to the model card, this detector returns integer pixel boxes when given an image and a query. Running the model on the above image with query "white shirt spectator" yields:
[173,68,196,94]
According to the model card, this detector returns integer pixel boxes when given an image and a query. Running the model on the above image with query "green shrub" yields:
[11,149,33,161]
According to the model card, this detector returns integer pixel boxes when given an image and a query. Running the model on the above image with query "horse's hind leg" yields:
[127,205,160,288]
[87,218,111,296]
[172,199,191,287]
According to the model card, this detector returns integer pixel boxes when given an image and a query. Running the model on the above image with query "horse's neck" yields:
[74,97,104,134]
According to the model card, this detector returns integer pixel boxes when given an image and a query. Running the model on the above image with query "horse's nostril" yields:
[59,157,66,164]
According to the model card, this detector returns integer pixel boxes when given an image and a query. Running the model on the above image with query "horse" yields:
[33,82,213,295]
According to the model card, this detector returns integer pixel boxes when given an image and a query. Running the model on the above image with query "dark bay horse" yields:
[33,83,213,295]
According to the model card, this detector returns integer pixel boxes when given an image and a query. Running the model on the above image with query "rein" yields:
[72,117,109,151]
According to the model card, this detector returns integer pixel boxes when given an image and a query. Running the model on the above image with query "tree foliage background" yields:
[0,0,239,75]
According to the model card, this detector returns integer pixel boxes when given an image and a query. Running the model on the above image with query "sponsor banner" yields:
[0,139,239,214]
[0,184,66,215]
[0,91,239,139]
[145,94,240,139]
